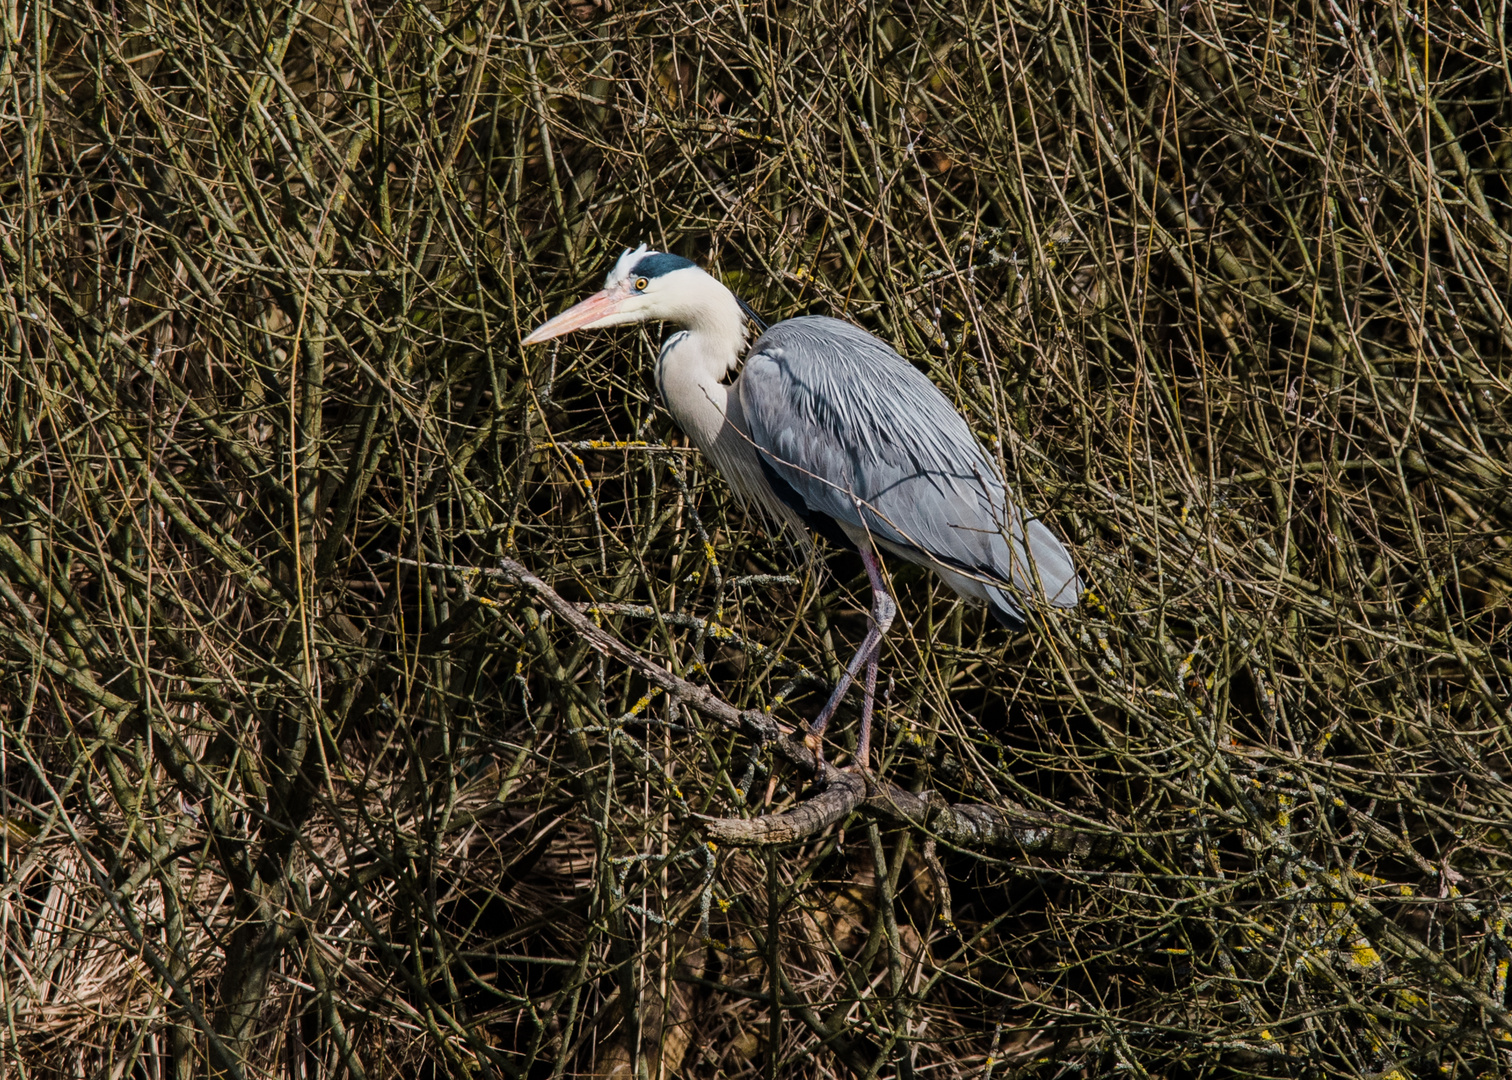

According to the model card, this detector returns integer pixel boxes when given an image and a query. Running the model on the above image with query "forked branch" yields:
[489,557,1122,858]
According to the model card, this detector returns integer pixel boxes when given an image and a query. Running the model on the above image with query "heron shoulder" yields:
[749,315,912,374]
[741,315,990,472]
[746,315,954,406]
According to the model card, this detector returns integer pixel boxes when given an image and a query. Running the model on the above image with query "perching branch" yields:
[481,556,1125,857]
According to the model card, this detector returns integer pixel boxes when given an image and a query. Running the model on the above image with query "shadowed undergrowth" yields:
[2,0,1510,1076]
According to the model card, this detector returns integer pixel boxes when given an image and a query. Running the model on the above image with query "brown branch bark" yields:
[476,556,1124,857]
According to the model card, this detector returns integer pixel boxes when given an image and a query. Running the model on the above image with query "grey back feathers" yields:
[739,316,1080,624]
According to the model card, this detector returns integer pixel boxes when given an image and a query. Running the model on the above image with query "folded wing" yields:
[738,316,1080,624]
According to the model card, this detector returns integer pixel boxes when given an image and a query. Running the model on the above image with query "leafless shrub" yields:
[2,0,1509,1077]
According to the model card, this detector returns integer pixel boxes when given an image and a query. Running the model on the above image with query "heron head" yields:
[522,245,709,344]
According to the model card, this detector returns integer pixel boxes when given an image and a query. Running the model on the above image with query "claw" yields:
[803,730,826,768]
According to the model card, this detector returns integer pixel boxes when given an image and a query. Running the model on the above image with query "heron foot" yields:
[803,731,826,768]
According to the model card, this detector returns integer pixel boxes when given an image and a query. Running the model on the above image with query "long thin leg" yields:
[806,549,896,769]
[854,627,881,768]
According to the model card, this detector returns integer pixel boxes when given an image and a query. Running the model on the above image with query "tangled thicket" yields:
[3,0,1510,1076]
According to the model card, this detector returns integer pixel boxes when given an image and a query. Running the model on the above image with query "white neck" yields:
[653,272,748,455]
[647,269,803,537]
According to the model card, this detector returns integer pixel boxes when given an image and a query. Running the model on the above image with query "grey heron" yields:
[523,245,1081,770]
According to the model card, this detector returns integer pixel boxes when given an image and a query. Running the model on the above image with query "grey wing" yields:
[739,316,1081,619]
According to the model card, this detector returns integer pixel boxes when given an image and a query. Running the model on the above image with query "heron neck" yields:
[656,332,738,455]
[654,281,748,454]
[674,275,748,381]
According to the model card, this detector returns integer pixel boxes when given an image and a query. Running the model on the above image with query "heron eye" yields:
[634,277,649,291]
